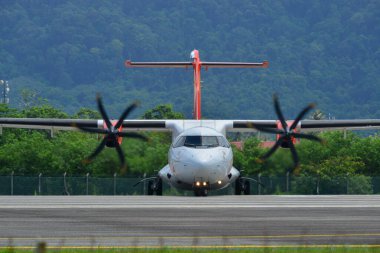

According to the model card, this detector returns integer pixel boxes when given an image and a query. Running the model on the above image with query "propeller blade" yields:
[261,137,283,160]
[77,126,109,134]
[273,94,287,130]
[256,94,323,171]
[288,141,300,169]
[118,132,148,141]
[96,95,112,130]
[289,103,316,130]
[115,143,126,169]
[293,132,323,143]
[86,137,108,162]
[115,102,139,129]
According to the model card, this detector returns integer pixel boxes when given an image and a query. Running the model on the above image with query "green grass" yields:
[2,246,380,253]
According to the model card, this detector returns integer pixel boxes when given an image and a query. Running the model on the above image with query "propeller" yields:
[77,94,147,169]
[253,94,323,171]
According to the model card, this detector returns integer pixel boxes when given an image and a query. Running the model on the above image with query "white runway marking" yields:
[1,195,380,208]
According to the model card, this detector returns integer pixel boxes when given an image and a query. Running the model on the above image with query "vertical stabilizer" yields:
[125,50,268,120]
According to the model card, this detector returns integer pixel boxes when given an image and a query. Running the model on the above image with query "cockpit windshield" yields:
[173,136,230,149]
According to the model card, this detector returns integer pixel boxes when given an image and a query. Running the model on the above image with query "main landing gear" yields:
[235,177,251,195]
[147,177,163,196]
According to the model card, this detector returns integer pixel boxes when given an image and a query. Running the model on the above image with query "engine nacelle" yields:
[104,120,123,148]
[276,120,298,148]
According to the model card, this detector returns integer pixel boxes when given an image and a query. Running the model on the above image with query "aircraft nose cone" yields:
[191,151,216,168]
[186,150,227,180]
[171,148,230,184]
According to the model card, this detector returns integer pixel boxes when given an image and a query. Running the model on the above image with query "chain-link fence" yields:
[0,174,378,195]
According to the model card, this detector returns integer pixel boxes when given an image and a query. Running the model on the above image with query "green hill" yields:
[0,0,379,119]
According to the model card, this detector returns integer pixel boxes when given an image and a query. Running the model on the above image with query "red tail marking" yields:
[191,50,202,120]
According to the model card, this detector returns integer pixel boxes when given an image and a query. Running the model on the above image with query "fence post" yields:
[316,172,320,195]
[39,173,42,195]
[143,173,146,195]
[113,173,117,195]
[63,172,70,195]
[11,171,14,195]
[286,171,290,193]
[346,173,349,194]
[86,173,90,195]
[258,173,261,195]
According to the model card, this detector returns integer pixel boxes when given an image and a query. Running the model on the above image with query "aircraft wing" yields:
[299,119,380,132]
[231,119,380,132]
[0,118,169,133]
[2,118,380,135]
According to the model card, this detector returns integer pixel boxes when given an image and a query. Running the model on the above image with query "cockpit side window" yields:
[217,136,230,148]
[173,136,185,148]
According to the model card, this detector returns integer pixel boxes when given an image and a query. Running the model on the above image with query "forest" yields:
[0,1,380,194]
[1,101,380,181]
[0,0,379,119]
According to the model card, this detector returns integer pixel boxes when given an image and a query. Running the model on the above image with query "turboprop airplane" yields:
[1,49,380,196]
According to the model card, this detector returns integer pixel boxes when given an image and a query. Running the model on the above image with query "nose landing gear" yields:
[194,188,208,197]
[193,179,209,197]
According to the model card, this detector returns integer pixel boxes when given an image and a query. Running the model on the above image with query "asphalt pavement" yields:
[0,195,380,248]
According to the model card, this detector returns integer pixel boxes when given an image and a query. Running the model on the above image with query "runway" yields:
[1,195,380,248]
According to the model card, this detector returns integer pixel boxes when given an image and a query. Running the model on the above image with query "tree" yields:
[73,108,101,119]
[310,109,325,120]
[0,104,20,117]
[142,104,185,119]
[19,88,46,109]
[233,137,265,175]
[22,104,68,118]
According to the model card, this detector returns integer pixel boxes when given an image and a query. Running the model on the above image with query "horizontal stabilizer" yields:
[125,60,269,69]
[125,61,192,68]
[202,61,269,68]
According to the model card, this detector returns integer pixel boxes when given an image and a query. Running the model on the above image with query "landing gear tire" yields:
[194,188,208,197]
[147,178,163,196]
[147,181,154,195]
[235,179,242,195]
[243,180,250,195]
[235,178,250,195]
[156,178,163,196]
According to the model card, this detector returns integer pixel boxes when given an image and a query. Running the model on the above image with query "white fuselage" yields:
[158,126,240,192]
